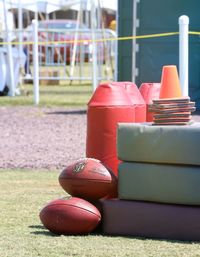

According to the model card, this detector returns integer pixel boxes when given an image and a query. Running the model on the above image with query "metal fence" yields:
[22,27,116,84]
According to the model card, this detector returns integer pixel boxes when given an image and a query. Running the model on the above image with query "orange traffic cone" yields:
[159,65,182,99]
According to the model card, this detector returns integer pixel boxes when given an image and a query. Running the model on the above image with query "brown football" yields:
[59,158,118,201]
[39,197,101,235]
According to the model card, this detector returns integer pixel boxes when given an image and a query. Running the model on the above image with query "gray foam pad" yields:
[117,122,200,165]
[119,162,200,205]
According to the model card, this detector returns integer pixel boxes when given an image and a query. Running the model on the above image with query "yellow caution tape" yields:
[189,31,200,35]
[0,31,199,46]
[117,32,179,40]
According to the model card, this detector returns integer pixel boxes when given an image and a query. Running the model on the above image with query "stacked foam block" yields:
[100,122,200,241]
[149,96,196,125]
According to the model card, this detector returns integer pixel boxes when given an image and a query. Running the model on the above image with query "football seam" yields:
[59,178,112,183]
[46,204,101,219]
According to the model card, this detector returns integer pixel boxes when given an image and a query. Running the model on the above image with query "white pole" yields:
[18,0,23,67]
[91,0,98,91]
[32,19,39,105]
[3,0,15,96]
[179,15,189,96]
[69,6,81,80]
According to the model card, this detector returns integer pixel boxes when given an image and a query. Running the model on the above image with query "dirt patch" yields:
[0,106,87,170]
[0,106,199,171]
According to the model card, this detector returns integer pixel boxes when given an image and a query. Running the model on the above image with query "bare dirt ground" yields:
[0,106,200,171]
[0,106,87,170]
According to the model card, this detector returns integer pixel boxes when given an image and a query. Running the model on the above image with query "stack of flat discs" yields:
[149,97,196,125]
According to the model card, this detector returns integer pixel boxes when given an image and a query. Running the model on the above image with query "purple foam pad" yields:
[101,199,200,241]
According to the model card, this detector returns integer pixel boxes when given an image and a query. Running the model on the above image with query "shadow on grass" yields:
[102,234,198,244]
[29,225,197,243]
[41,90,92,96]
[29,225,46,230]
[31,230,60,237]
[29,225,60,237]
[45,109,87,115]
[29,224,104,237]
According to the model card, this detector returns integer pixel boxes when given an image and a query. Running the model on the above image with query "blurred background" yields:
[0,0,117,98]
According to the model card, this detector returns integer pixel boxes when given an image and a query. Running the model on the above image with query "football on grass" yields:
[39,197,101,235]
[59,158,118,200]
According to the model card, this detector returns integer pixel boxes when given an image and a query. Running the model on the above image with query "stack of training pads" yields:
[149,96,196,125]
[100,122,200,241]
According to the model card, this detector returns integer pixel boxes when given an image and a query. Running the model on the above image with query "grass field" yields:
[0,83,93,107]
[1,85,200,256]
[1,170,200,257]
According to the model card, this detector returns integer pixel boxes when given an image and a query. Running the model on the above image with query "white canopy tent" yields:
[1,0,117,99]
[71,0,117,12]
[3,0,73,13]
[3,0,116,13]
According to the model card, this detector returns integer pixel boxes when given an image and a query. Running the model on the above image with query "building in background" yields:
[117,0,200,109]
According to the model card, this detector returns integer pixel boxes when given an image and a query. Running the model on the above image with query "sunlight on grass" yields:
[1,170,200,257]
[0,83,93,107]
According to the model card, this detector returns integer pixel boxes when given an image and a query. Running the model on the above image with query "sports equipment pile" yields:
[39,158,117,235]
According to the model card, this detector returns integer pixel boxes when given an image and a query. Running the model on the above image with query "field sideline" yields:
[1,85,200,256]
[0,83,93,107]
[1,170,200,257]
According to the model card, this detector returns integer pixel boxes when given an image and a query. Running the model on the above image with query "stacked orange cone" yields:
[149,65,196,125]
[159,65,182,98]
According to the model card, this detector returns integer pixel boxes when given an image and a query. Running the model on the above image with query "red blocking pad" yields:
[139,83,161,121]
[101,199,200,241]
[86,83,136,176]
[117,82,146,122]
[86,82,146,176]
[86,106,134,175]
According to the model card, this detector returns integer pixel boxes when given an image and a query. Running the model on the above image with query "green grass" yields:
[1,169,200,257]
[0,83,93,107]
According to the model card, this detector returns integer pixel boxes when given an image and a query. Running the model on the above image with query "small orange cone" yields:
[159,65,182,99]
